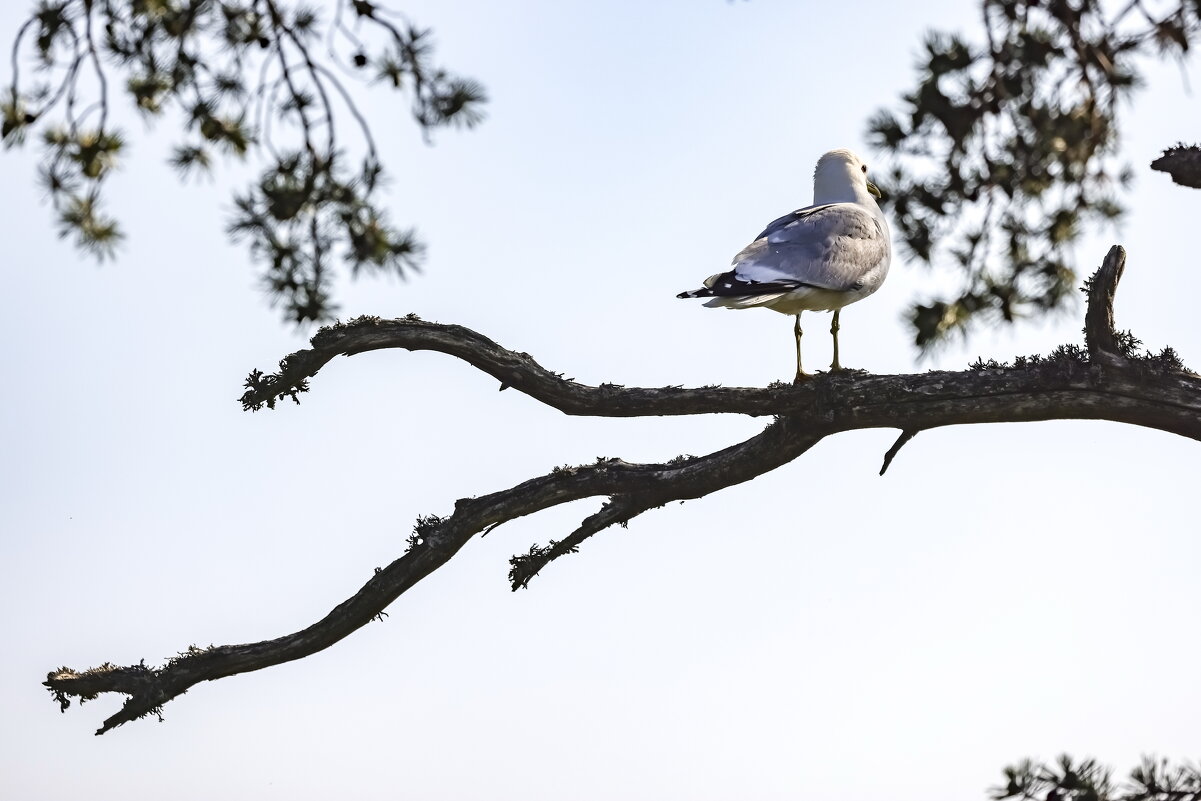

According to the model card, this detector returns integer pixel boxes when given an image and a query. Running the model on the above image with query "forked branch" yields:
[46,246,1200,734]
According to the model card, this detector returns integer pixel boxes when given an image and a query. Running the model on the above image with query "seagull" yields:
[677,149,891,381]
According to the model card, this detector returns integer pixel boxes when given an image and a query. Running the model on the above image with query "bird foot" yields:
[792,370,814,384]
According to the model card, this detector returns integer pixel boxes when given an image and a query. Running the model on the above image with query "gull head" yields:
[813,149,882,203]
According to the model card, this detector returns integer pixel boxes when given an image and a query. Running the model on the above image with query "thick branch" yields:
[50,246,1201,733]
[240,313,789,417]
[240,296,1199,442]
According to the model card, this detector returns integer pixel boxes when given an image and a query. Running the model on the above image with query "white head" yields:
[813,149,881,204]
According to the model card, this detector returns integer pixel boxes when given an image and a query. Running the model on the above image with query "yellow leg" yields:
[793,313,811,382]
[830,309,842,371]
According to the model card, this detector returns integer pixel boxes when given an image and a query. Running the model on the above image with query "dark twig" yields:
[879,429,921,476]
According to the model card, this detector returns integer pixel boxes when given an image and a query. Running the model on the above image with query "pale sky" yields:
[2,2,1199,799]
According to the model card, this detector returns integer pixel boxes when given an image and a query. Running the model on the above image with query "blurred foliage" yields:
[2,0,486,323]
[993,755,1201,801]
[870,0,1200,349]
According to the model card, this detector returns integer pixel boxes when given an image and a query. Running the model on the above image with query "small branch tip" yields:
[1083,245,1128,367]
[880,429,920,476]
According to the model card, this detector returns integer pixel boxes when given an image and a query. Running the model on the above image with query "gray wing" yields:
[750,203,841,241]
[724,203,889,293]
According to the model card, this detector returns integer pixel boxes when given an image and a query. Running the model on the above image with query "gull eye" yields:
[861,165,867,173]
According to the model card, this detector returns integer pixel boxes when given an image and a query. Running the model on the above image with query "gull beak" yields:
[866,179,882,199]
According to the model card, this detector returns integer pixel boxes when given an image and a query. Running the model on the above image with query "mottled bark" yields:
[46,246,1199,734]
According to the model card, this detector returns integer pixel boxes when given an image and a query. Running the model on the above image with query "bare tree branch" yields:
[46,417,822,734]
[46,245,1201,734]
